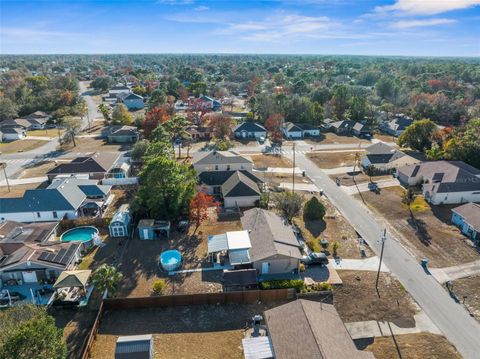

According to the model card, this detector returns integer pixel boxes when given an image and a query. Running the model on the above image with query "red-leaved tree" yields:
[143,106,171,139]
[189,192,218,234]
[265,113,284,143]
[206,113,232,140]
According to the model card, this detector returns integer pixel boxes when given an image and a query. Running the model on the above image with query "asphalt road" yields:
[293,152,480,359]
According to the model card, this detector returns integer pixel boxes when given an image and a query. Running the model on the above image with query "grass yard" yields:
[307,150,364,169]
[250,153,292,168]
[373,133,397,143]
[305,132,369,145]
[359,333,461,359]
[58,136,128,153]
[90,302,287,359]
[449,275,480,322]
[354,187,480,267]
[27,129,64,138]
[293,195,373,259]
[0,182,46,198]
[333,271,418,323]
[19,160,58,178]
[330,172,393,187]
[0,138,49,154]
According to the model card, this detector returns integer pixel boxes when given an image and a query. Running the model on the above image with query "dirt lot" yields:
[58,136,129,154]
[305,132,369,145]
[293,195,373,259]
[334,271,418,323]
[90,302,287,359]
[19,160,58,178]
[373,133,397,143]
[250,153,292,168]
[0,182,47,197]
[307,150,364,169]
[0,138,49,154]
[330,172,393,187]
[450,275,480,322]
[354,186,480,267]
[359,333,461,359]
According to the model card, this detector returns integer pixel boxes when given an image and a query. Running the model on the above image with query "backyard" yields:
[0,138,49,154]
[90,302,287,359]
[27,128,64,138]
[57,136,128,153]
[354,186,480,267]
[307,150,365,169]
[19,160,58,178]
[0,182,46,197]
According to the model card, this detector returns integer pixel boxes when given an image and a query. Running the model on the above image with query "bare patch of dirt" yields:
[307,151,364,169]
[450,275,480,322]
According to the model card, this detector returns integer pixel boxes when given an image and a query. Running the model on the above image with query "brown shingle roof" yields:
[452,202,480,231]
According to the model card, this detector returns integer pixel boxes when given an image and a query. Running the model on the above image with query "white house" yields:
[361,142,420,173]
[192,150,253,173]
[281,122,304,139]
[0,127,26,141]
[397,161,480,205]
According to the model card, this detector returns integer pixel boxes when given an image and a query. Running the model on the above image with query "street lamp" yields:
[375,228,387,292]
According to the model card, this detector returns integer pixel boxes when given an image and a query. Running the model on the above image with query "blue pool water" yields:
[61,226,99,243]
[160,250,182,272]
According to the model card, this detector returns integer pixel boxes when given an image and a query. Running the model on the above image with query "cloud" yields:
[390,18,457,29]
[194,5,209,11]
[375,0,480,15]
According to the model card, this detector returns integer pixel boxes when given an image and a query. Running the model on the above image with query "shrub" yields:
[303,197,326,221]
[260,279,305,292]
[306,238,320,253]
[312,282,333,291]
[299,263,306,272]
[332,240,340,256]
[152,279,166,294]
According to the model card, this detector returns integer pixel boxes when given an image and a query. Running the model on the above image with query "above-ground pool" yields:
[61,226,99,243]
[160,250,182,272]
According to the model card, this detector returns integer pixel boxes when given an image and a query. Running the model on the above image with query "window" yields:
[226,165,230,171]
[53,211,58,218]
[215,165,219,171]
[36,212,41,218]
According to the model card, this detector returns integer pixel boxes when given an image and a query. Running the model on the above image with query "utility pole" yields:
[375,228,387,292]
[0,163,10,192]
[292,141,296,193]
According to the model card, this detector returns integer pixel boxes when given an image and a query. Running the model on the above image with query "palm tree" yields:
[92,264,123,298]
[364,165,376,183]
[163,115,192,158]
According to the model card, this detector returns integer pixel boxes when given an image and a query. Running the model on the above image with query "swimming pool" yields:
[159,250,182,272]
[60,226,99,243]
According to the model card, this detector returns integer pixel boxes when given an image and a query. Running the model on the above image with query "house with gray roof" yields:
[281,122,320,139]
[198,170,263,196]
[192,150,253,173]
[352,122,372,138]
[221,171,261,208]
[47,152,120,181]
[0,178,111,222]
[0,126,26,142]
[107,125,139,143]
[397,161,480,205]
[264,299,375,359]
[118,93,144,111]
[241,208,303,279]
[451,202,480,241]
[234,122,267,140]
[361,142,420,173]
[379,115,413,136]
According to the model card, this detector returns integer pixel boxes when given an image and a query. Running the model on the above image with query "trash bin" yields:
[421,258,428,269]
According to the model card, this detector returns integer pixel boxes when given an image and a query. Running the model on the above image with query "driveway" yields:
[341,179,401,195]
[430,259,480,283]
[291,151,480,359]
[330,256,389,272]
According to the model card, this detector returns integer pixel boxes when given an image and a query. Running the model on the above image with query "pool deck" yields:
[1,283,54,306]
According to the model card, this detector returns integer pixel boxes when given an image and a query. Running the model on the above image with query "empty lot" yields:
[307,150,364,169]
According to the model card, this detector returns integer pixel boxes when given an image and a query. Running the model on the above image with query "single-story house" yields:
[330,120,354,135]
[47,152,120,181]
[192,150,253,173]
[107,125,139,143]
[208,230,252,267]
[0,177,112,222]
[1,111,49,131]
[451,202,480,241]
[186,125,212,141]
[241,208,303,279]
[199,95,222,111]
[379,115,413,137]
[397,161,480,205]
[108,85,131,97]
[109,204,130,238]
[118,93,144,111]
[361,142,420,173]
[137,220,171,240]
[115,335,153,359]
[198,170,263,196]
[320,118,334,132]
[0,127,26,141]
[282,122,319,139]
[352,122,372,137]
[234,122,267,140]
[0,221,82,293]
[263,299,375,359]
[221,171,261,208]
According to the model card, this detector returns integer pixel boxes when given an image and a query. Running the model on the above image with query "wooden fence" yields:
[80,289,292,359]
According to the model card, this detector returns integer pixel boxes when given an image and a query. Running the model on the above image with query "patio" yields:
[0,283,55,306]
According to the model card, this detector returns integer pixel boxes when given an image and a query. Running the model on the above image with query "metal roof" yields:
[242,337,274,359]
[208,234,229,253]
[115,335,152,358]
[226,230,251,250]
[229,248,251,265]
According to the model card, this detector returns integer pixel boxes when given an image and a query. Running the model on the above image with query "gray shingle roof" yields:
[221,171,260,197]
[47,152,119,175]
[199,170,263,187]
[241,208,302,261]
[234,122,266,133]
[192,150,252,166]
[452,202,480,231]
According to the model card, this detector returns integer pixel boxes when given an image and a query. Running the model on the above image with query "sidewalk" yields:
[279,183,319,192]
[330,256,390,272]
[253,167,302,174]
[322,166,355,175]
[430,259,480,283]
[346,311,441,339]
[341,179,401,195]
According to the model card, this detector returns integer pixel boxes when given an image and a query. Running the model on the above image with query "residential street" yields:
[293,152,480,359]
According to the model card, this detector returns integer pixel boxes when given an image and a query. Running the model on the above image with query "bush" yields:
[260,279,305,292]
[299,263,306,272]
[332,240,340,256]
[303,197,326,221]
[59,217,111,231]
[152,279,166,294]
[306,238,320,252]
[312,282,333,291]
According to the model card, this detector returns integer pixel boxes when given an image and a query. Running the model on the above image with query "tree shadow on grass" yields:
[304,218,326,238]
[407,216,431,246]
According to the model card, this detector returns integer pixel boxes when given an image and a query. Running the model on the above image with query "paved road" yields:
[293,152,480,359]
[0,81,99,179]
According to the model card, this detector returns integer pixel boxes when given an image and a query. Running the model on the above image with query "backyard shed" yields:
[115,335,153,359]
[109,204,130,238]
[138,220,171,240]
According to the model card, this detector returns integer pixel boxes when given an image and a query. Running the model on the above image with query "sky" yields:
[1,0,479,56]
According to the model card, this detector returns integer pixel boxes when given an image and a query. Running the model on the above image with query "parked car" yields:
[301,252,329,266]
[258,136,265,144]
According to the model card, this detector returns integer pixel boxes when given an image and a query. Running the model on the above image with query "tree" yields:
[63,117,82,147]
[144,140,175,160]
[0,305,66,359]
[91,76,113,91]
[376,77,397,100]
[162,116,192,158]
[398,119,437,151]
[111,103,132,125]
[0,97,18,121]
[189,192,218,234]
[364,165,376,182]
[272,191,304,222]
[206,113,232,139]
[133,156,196,220]
[92,264,123,297]
[147,88,167,110]
[143,106,170,139]
[98,103,111,124]
[265,113,284,143]
[189,81,207,97]
[402,188,416,218]
[331,85,350,120]
[442,119,480,168]
[303,197,326,221]
[187,97,212,124]
[131,139,150,162]
[349,96,368,121]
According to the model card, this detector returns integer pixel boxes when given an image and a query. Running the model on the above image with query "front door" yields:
[261,262,269,274]
[22,271,38,283]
